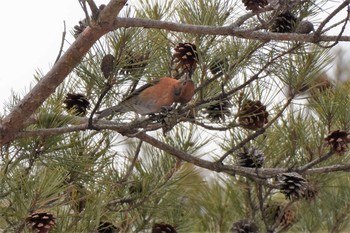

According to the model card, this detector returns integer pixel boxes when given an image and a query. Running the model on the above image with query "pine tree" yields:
[1,0,350,232]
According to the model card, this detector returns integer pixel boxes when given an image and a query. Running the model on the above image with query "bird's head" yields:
[174,79,195,104]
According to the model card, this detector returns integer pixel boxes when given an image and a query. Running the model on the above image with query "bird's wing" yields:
[123,79,160,101]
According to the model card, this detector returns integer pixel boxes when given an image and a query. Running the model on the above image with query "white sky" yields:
[0,1,349,113]
[0,0,103,112]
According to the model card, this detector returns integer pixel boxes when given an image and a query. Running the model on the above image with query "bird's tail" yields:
[96,105,122,119]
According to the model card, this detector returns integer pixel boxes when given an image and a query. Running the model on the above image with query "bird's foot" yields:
[160,106,174,115]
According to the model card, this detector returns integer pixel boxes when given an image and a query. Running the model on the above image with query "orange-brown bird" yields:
[97,77,195,118]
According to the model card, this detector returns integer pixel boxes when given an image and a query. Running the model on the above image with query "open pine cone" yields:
[242,0,268,12]
[271,11,297,33]
[152,223,177,233]
[237,147,264,168]
[160,108,179,136]
[274,203,297,231]
[204,99,232,123]
[26,212,56,233]
[279,172,308,200]
[230,219,259,233]
[324,129,350,154]
[238,100,268,130]
[172,43,198,76]
[63,93,90,116]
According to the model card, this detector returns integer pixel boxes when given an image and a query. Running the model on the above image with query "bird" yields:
[97,77,195,118]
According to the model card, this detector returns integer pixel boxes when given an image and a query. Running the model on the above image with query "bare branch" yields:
[54,21,66,64]
[315,0,350,36]
[298,150,334,173]
[306,164,350,174]
[119,140,143,183]
[86,0,99,20]
[112,17,350,42]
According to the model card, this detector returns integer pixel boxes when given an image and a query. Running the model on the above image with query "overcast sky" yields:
[0,1,349,113]
[0,0,102,112]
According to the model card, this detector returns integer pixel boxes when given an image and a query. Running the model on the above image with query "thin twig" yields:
[256,182,270,232]
[298,150,334,173]
[314,0,350,36]
[317,8,350,48]
[120,140,143,183]
[88,82,113,128]
[187,119,235,131]
[231,6,274,28]
[79,0,91,25]
[86,0,99,20]
[321,18,348,34]
[54,21,66,64]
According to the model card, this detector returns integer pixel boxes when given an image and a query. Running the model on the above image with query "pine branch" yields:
[299,150,335,172]
[12,113,350,178]
[112,17,350,42]
[1,0,349,146]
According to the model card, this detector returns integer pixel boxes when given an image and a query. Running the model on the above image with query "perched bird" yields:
[97,77,195,118]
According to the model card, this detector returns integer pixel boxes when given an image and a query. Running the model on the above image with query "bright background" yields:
[0,1,349,112]
[0,0,102,111]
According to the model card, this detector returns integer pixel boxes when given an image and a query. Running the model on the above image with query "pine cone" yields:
[101,54,115,79]
[271,11,297,33]
[237,147,264,168]
[274,203,297,231]
[242,0,268,12]
[324,130,350,154]
[238,100,268,130]
[295,20,314,34]
[63,93,90,116]
[279,172,307,200]
[152,223,177,233]
[172,43,198,76]
[160,108,179,136]
[230,219,259,233]
[26,212,56,233]
[204,99,232,122]
[98,222,119,233]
